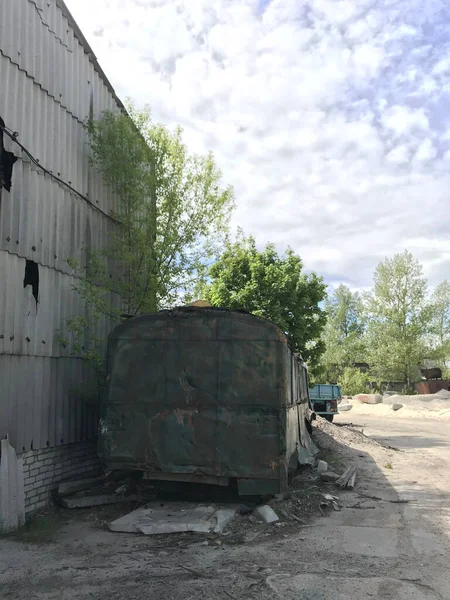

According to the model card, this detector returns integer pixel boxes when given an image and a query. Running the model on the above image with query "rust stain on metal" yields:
[99,308,316,496]
[415,380,450,395]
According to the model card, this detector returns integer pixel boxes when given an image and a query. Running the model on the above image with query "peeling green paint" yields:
[99,308,318,496]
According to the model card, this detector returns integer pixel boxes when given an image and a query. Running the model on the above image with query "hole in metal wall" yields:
[24,259,39,310]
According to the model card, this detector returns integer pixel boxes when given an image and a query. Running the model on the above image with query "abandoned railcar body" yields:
[99,308,318,496]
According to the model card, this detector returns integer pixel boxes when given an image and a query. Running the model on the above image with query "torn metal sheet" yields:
[109,502,237,535]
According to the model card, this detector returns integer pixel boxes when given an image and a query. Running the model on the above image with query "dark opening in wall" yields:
[0,116,17,192]
[24,260,39,309]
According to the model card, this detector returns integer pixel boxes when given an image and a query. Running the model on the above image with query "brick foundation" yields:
[20,442,102,513]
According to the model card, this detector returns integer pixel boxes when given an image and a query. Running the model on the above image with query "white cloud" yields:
[66,0,450,288]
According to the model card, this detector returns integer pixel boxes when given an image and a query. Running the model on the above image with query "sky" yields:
[65,0,450,290]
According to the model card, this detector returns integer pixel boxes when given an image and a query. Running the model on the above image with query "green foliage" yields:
[321,284,366,382]
[86,103,234,312]
[338,367,371,396]
[365,250,430,383]
[64,103,234,383]
[428,280,450,367]
[203,232,327,372]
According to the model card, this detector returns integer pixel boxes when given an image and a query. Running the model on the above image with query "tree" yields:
[64,104,234,380]
[338,367,371,397]
[428,280,450,368]
[365,250,429,383]
[202,233,327,372]
[321,284,366,382]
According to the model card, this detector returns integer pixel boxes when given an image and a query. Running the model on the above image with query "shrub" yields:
[338,367,371,397]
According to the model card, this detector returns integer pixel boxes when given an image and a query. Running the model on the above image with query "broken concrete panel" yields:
[109,502,237,535]
[338,403,353,411]
[0,438,25,533]
[253,505,279,524]
[214,509,236,533]
[58,477,104,496]
[61,494,141,509]
[317,460,328,474]
[354,394,383,404]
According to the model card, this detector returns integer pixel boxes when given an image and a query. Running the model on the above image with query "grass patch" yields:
[384,462,393,470]
[3,510,66,545]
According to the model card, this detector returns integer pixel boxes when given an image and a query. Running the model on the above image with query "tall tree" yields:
[428,280,450,368]
[83,104,234,312]
[321,284,366,382]
[365,250,429,383]
[64,104,234,380]
[202,233,327,372]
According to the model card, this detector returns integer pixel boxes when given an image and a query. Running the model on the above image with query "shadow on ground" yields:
[1,421,448,600]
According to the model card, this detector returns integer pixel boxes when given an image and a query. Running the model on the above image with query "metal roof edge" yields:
[55,0,126,112]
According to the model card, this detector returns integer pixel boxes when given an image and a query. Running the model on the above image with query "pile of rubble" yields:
[55,448,360,541]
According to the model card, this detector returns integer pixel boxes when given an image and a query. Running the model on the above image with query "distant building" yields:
[0,0,123,515]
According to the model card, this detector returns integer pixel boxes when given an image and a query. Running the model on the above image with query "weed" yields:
[3,510,66,545]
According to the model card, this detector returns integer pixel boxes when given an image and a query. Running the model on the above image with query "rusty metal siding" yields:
[100,309,315,494]
[0,0,123,451]
[415,380,450,395]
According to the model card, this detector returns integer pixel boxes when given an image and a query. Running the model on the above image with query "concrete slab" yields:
[61,494,141,509]
[331,503,403,528]
[410,527,448,555]
[266,574,439,599]
[58,477,104,496]
[303,525,400,558]
[109,502,237,535]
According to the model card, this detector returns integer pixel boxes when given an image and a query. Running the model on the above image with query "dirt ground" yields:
[1,411,449,600]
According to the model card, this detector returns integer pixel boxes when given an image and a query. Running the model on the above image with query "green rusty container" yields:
[99,307,317,496]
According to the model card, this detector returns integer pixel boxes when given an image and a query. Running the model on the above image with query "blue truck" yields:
[309,384,341,422]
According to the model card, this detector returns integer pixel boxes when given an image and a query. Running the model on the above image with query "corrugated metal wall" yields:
[0,0,123,450]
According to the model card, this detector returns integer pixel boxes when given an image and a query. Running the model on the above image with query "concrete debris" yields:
[321,493,340,512]
[354,394,383,404]
[109,502,238,535]
[61,494,142,509]
[338,403,353,412]
[253,505,280,524]
[391,403,404,411]
[58,477,104,497]
[323,493,339,501]
[317,460,328,474]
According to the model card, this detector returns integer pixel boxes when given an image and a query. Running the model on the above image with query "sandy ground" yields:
[1,411,449,600]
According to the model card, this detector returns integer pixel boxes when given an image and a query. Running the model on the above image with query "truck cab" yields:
[308,384,341,422]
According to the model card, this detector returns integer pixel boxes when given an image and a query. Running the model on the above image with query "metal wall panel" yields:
[0,252,115,358]
[0,354,99,452]
[0,0,119,123]
[0,0,124,450]
[0,56,119,216]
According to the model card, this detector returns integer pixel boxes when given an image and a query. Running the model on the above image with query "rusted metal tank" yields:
[99,307,317,496]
